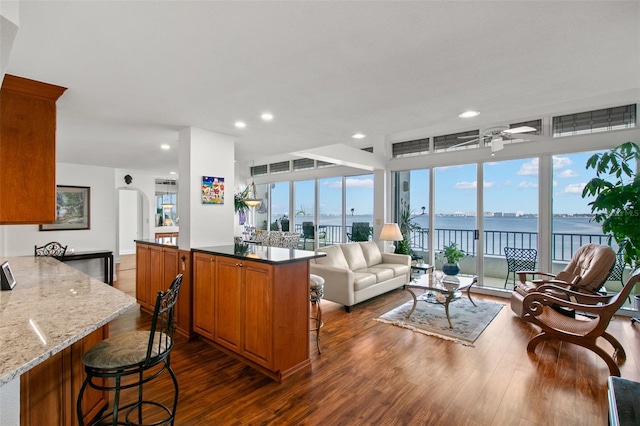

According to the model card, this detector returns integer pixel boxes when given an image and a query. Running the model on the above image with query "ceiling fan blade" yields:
[450,138,480,149]
[503,126,537,134]
[457,134,480,140]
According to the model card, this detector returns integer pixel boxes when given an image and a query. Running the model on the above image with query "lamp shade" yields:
[379,223,403,241]
[244,181,262,207]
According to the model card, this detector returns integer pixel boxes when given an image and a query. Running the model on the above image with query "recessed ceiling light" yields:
[352,133,366,139]
[458,110,480,118]
[161,144,170,150]
[235,121,246,128]
[261,113,273,121]
[169,171,177,175]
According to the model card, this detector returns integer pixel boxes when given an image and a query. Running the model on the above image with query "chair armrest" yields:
[381,253,411,265]
[517,271,555,278]
[536,283,613,304]
[522,290,612,318]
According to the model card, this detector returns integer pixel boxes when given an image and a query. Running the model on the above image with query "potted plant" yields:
[582,141,640,268]
[394,201,423,258]
[439,242,466,276]
[234,187,249,225]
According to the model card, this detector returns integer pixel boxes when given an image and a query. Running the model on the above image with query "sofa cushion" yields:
[376,263,410,278]
[358,267,395,282]
[340,243,368,271]
[315,245,349,269]
[352,272,378,291]
[359,241,383,267]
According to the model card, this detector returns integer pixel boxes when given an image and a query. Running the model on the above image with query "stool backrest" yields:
[146,274,183,366]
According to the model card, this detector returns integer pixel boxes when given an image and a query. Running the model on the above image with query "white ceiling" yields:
[5,1,640,176]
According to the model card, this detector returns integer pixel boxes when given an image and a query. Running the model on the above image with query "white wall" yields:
[0,163,116,281]
[178,127,235,249]
[118,189,138,254]
[114,169,156,253]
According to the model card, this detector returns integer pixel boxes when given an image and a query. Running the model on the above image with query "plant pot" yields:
[442,263,460,276]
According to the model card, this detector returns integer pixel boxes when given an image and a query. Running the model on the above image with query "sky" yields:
[267,149,607,218]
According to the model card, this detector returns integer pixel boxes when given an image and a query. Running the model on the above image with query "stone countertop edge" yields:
[0,256,137,387]
[191,244,326,264]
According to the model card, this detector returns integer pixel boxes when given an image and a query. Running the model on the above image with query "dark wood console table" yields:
[63,250,114,285]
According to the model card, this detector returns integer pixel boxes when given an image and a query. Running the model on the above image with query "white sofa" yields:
[310,242,411,312]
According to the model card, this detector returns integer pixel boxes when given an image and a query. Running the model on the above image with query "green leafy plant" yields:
[394,201,423,256]
[439,242,466,264]
[582,141,640,268]
[234,187,249,213]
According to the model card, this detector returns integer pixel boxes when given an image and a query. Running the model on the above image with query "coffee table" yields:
[404,273,478,328]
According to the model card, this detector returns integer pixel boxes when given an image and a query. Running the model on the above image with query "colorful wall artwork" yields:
[202,176,224,204]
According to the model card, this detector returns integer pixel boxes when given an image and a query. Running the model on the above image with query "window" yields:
[434,130,479,153]
[553,104,636,136]
[392,138,429,158]
[345,174,374,242]
[317,160,336,168]
[251,164,268,176]
[269,161,290,174]
[293,158,315,171]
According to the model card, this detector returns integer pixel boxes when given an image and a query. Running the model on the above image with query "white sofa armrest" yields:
[310,263,355,307]
[381,253,411,266]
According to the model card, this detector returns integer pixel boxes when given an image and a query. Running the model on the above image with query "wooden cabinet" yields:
[135,242,193,338]
[135,243,151,311]
[193,252,216,339]
[20,326,108,426]
[213,256,276,362]
[0,74,66,224]
[192,252,310,381]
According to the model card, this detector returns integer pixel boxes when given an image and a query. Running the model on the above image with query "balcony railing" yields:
[293,224,612,261]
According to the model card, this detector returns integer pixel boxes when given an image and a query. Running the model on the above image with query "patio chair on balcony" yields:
[521,268,640,376]
[504,247,537,289]
[510,243,616,318]
[347,222,372,242]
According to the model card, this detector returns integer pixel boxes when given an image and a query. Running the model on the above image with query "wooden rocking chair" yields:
[521,268,640,376]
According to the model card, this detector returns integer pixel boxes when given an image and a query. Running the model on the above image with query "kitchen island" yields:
[0,256,136,425]
[191,244,325,382]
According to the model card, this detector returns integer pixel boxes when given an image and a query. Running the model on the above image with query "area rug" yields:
[375,296,504,346]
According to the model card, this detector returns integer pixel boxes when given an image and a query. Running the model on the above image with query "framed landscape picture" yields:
[40,185,90,231]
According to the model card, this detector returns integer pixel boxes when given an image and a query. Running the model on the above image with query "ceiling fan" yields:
[452,125,541,153]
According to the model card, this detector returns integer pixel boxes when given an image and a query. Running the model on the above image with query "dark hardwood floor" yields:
[110,255,640,425]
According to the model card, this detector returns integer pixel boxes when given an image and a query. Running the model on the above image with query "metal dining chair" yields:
[503,247,537,288]
[34,241,68,260]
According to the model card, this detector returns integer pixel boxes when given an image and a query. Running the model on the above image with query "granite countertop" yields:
[192,244,326,264]
[0,256,137,386]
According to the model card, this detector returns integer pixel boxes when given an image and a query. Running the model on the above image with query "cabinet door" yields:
[20,326,108,426]
[70,327,108,426]
[20,351,65,425]
[162,248,179,290]
[214,257,243,352]
[242,261,273,368]
[148,245,164,306]
[193,252,215,339]
[0,75,66,224]
[175,249,193,337]
[135,244,151,310]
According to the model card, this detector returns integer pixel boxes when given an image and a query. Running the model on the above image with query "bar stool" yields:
[77,274,183,425]
[310,274,325,354]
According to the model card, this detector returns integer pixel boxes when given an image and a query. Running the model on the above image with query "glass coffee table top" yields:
[404,273,478,328]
